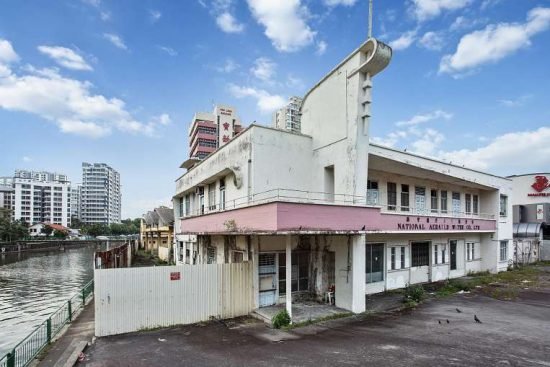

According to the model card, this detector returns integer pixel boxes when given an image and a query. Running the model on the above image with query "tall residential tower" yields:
[81,163,121,225]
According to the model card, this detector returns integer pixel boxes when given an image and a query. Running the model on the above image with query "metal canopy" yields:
[513,222,544,238]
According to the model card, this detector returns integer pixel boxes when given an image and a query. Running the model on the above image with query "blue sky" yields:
[0,0,549,218]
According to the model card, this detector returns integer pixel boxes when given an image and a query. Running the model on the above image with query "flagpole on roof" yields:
[368,0,373,38]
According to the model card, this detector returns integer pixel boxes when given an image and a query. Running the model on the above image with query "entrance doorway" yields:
[450,240,457,270]
[410,241,430,283]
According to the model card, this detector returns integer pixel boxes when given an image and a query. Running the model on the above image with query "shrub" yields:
[272,309,291,329]
[403,284,425,303]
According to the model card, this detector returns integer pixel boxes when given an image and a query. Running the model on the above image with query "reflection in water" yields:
[0,246,97,356]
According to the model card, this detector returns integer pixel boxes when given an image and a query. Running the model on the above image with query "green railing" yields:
[0,280,94,367]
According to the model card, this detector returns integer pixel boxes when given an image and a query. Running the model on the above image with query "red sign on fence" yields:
[170,272,181,281]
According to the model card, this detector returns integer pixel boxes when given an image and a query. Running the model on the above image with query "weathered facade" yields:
[173,38,513,318]
[141,206,174,261]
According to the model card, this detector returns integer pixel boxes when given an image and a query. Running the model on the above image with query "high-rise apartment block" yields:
[70,184,82,221]
[0,184,14,219]
[272,96,303,133]
[188,105,243,160]
[11,170,71,226]
[81,163,121,225]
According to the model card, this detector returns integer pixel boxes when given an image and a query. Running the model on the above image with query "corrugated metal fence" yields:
[94,263,253,337]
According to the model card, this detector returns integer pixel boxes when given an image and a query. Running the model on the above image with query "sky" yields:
[0,0,549,219]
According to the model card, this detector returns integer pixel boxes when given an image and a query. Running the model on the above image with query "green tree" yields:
[53,229,68,238]
[41,225,54,236]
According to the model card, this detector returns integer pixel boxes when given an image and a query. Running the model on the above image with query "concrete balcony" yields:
[179,189,496,235]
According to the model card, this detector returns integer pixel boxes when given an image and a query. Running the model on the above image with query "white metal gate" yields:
[258,253,277,307]
[94,263,253,337]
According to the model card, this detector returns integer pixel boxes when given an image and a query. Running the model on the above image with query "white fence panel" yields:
[94,263,253,337]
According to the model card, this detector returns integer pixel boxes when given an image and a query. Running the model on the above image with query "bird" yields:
[298,225,302,230]
[474,315,482,324]
[438,320,441,324]
[361,225,366,230]
[446,319,450,324]
[455,308,462,313]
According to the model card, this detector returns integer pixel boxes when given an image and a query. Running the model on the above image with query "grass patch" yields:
[403,284,425,303]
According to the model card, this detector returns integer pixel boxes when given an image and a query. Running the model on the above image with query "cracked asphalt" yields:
[79,267,550,366]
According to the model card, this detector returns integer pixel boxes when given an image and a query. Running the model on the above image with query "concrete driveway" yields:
[80,289,550,366]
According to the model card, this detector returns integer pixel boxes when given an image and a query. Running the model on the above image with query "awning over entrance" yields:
[513,222,544,238]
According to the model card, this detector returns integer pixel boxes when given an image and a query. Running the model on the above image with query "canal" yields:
[0,245,99,356]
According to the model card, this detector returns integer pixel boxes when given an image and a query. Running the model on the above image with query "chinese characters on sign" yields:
[170,272,181,281]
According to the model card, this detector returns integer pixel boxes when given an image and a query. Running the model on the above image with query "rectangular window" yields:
[278,252,310,293]
[452,192,461,216]
[366,243,384,283]
[391,247,396,270]
[278,253,286,295]
[198,187,205,215]
[415,187,426,214]
[219,179,226,210]
[473,195,479,215]
[465,194,472,215]
[500,240,508,262]
[185,195,190,216]
[387,182,397,211]
[401,184,410,211]
[208,184,216,210]
[400,246,406,269]
[442,245,446,264]
[500,195,508,217]
[367,181,379,205]
[179,197,184,217]
[207,246,216,264]
[411,242,430,267]
[431,190,438,213]
[434,244,438,265]
[467,242,475,261]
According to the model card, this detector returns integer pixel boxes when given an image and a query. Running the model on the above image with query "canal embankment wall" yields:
[0,240,120,254]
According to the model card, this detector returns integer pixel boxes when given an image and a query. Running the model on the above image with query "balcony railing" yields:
[180,188,496,220]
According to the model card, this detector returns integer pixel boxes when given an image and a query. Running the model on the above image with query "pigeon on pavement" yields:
[474,315,482,324]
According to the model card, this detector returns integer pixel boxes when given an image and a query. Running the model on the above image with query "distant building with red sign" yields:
[185,105,243,167]
[508,173,550,263]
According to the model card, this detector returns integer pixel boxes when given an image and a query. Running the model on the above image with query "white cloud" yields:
[389,30,417,51]
[103,33,128,50]
[440,7,550,75]
[250,57,276,82]
[438,126,550,172]
[247,0,316,52]
[216,12,245,33]
[498,94,531,107]
[396,109,452,126]
[418,31,444,51]
[0,39,19,64]
[216,58,239,73]
[37,46,93,71]
[149,10,162,23]
[411,0,471,22]
[411,128,445,155]
[100,11,111,21]
[286,74,305,90]
[449,16,487,32]
[158,46,178,56]
[480,0,501,11]
[324,0,357,6]
[316,40,327,55]
[229,84,286,114]
[22,156,32,162]
[0,39,168,139]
